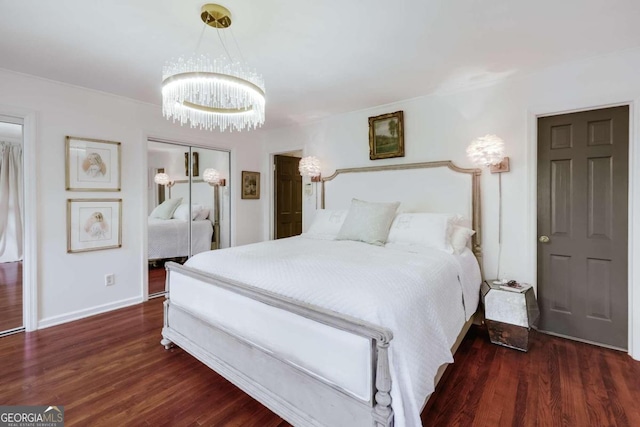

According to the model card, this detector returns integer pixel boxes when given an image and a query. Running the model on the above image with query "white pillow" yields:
[336,199,400,246]
[195,207,211,220]
[450,225,476,254]
[150,198,182,220]
[303,209,348,240]
[172,204,204,221]
[386,213,453,253]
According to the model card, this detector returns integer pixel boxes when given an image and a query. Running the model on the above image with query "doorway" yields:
[274,154,302,239]
[0,117,24,335]
[537,105,629,349]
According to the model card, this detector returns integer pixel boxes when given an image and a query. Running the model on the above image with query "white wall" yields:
[261,48,640,359]
[0,69,264,328]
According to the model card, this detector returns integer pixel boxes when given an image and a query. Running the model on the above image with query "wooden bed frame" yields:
[161,161,482,427]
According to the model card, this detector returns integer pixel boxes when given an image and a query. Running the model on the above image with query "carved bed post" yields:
[160,266,173,350]
[373,338,393,427]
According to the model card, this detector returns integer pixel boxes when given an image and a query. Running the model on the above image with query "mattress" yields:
[148,218,213,260]
[174,236,481,427]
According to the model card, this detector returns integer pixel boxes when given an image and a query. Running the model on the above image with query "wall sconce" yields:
[203,168,226,187]
[154,172,175,198]
[298,156,321,197]
[466,134,509,280]
[466,134,510,173]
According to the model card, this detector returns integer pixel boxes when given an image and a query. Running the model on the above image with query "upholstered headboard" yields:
[321,161,482,267]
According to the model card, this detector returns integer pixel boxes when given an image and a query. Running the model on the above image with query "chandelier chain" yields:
[195,22,208,53]
[216,27,233,63]
[229,28,246,64]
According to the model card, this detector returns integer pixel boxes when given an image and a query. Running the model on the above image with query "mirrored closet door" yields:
[147,139,230,298]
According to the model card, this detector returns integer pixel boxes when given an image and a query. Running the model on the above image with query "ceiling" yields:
[2,1,640,130]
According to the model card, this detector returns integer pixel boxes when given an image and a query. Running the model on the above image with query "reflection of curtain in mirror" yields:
[0,142,23,263]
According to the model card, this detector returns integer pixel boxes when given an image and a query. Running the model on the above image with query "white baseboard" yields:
[37,296,143,330]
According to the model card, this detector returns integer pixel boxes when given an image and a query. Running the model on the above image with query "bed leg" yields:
[160,336,173,350]
[373,340,394,427]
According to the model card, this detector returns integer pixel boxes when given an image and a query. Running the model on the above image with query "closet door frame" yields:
[143,136,232,301]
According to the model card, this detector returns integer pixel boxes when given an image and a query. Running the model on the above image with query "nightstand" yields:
[481,281,540,352]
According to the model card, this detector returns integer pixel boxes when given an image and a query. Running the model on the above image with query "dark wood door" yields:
[274,155,302,239]
[537,106,628,349]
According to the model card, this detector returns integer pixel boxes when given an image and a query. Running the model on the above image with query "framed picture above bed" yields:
[65,136,121,191]
[241,171,260,199]
[368,110,404,160]
[67,198,122,253]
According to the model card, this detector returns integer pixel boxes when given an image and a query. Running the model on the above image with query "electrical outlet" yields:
[105,273,115,286]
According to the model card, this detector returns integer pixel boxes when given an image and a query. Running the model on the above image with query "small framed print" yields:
[67,199,122,253]
[368,111,405,160]
[241,171,260,199]
[66,136,121,191]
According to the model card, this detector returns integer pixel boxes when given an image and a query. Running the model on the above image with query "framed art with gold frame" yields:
[67,199,122,253]
[66,136,121,191]
[241,171,260,199]
[368,111,404,160]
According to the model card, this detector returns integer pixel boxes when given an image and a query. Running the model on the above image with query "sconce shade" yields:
[203,168,222,185]
[299,156,321,177]
[154,172,171,186]
[466,134,506,167]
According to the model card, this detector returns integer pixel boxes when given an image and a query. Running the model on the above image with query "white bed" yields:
[161,161,483,427]
[148,218,213,260]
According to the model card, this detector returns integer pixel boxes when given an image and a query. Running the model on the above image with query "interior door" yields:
[274,155,302,239]
[537,106,629,349]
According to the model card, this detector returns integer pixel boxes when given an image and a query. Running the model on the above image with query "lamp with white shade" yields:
[298,156,322,201]
[298,156,322,182]
[203,168,226,187]
[202,168,226,249]
[154,172,175,198]
[467,134,510,280]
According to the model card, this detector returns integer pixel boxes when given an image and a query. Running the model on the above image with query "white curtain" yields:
[0,142,23,263]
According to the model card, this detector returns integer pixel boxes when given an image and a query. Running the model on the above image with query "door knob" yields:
[539,235,550,243]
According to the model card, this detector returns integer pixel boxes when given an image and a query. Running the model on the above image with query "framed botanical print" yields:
[368,111,405,160]
[67,199,122,253]
[66,136,121,191]
[241,171,260,199]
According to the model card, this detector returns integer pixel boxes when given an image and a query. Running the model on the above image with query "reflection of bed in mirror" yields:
[148,179,220,261]
[148,218,213,260]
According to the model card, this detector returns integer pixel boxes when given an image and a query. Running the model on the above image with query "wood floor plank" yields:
[1,298,640,426]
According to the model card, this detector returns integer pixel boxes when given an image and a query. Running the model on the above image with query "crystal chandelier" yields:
[162,4,265,132]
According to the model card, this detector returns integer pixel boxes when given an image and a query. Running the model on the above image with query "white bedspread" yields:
[185,237,481,427]
[148,218,213,260]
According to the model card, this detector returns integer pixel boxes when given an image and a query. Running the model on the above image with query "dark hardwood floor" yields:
[0,261,22,332]
[1,298,639,426]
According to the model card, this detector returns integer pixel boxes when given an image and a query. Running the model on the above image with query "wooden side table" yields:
[481,281,540,352]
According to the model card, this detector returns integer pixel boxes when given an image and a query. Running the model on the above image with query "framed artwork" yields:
[368,111,405,160]
[66,136,121,191]
[185,152,199,176]
[241,171,260,199]
[67,199,122,253]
